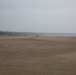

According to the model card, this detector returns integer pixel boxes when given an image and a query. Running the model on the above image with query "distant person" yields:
[36,35,38,37]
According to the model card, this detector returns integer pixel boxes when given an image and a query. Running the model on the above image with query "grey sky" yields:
[0,0,76,33]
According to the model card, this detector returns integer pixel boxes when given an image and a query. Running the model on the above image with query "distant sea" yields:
[39,33,76,36]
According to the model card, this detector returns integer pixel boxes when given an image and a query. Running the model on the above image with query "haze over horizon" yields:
[0,0,76,33]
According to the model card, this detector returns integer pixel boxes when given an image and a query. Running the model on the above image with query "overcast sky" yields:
[0,0,76,33]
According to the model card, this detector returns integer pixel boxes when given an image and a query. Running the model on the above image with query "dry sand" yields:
[0,36,76,75]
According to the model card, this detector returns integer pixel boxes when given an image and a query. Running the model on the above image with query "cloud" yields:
[0,0,76,33]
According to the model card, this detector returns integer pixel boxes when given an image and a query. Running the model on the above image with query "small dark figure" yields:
[36,35,38,37]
